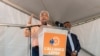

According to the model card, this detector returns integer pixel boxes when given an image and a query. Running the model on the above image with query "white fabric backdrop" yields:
[71,18,100,56]
[0,2,39,56]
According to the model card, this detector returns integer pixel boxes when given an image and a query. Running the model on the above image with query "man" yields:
[24,10,50,56]
[63,21,81,56]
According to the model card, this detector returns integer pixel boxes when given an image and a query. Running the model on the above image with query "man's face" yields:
[64,23,72,29]
[40,12,49,25]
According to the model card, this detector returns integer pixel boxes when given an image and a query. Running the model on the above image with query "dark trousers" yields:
[32,46,39,56]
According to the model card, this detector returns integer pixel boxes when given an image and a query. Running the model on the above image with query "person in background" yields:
[63,21,81,56]
[24,10,50,56]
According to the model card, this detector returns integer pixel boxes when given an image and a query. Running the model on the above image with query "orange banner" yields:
[43,32,67,56]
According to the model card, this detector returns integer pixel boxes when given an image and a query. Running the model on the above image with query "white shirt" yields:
[68,33,75,51]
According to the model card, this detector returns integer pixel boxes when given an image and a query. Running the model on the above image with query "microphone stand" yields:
[0,23,40,56]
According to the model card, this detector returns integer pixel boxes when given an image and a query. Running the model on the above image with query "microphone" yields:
[55,21,63,27]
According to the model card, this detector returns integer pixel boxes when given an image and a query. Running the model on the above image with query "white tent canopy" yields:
[1,0,100,24]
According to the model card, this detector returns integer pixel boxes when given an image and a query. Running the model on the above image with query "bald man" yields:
[63,21,81,56]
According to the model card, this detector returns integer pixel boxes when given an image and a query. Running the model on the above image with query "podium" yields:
[38,26,68,56]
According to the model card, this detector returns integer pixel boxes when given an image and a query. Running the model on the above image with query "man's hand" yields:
[28,14,34,24]
[24,14,34,37]
[71,51,77,56]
